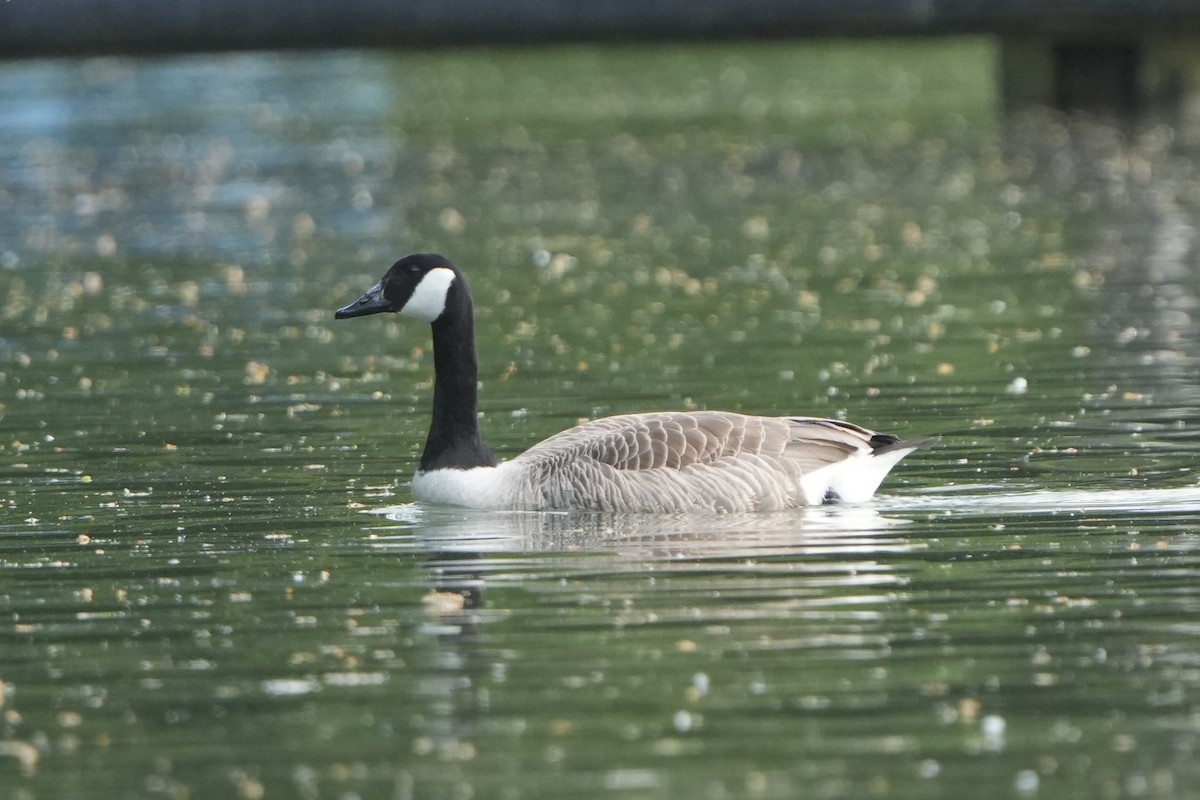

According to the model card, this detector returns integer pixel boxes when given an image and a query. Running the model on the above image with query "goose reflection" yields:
[362,503,925,622]
[368,502,923,558]
[369,504,923,775]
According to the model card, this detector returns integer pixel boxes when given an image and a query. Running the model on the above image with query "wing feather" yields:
[505,411,923,512]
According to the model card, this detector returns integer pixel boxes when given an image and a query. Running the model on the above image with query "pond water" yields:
[2,40,1200,799]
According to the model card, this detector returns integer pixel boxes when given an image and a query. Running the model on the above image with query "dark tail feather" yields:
[869,435,938,456]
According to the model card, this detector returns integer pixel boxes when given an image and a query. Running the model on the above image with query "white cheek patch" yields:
[400,267,456,322]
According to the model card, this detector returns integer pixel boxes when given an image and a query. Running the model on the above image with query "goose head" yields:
[335,253,460,323]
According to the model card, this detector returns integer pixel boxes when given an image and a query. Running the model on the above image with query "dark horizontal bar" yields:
[3,0,1200,59]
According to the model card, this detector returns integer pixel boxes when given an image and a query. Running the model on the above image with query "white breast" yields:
[412,462,520,510]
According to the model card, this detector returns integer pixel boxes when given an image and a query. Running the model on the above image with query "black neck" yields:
[419,282,497,471]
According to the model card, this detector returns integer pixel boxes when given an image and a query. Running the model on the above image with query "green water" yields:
[3,40,1200,799]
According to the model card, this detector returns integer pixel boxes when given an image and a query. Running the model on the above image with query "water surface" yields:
[2,41,1200,799]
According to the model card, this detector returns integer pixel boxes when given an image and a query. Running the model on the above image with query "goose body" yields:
[336,254,932,513]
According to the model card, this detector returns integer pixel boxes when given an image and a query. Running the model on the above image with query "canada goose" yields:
[336,253,932,513]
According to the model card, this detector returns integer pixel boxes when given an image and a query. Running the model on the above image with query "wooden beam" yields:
[2,0,1200,58]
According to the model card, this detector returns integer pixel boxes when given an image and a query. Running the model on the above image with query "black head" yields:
[335,253,461,322]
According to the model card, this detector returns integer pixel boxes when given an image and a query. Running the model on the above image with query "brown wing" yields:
[523,411,796,472]
[507,411,909,512]
[778,416,878,473]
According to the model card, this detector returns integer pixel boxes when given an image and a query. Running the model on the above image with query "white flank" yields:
[401,267,457,322]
